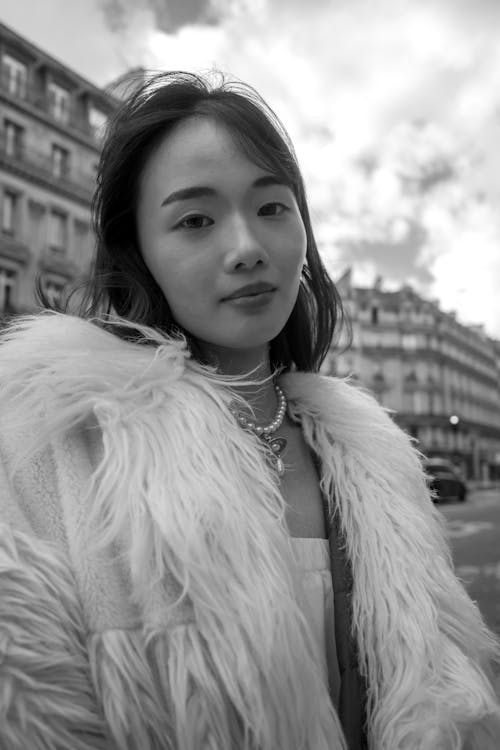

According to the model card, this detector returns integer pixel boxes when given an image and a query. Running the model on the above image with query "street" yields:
[438,487,500,635]
[437,486,500,698]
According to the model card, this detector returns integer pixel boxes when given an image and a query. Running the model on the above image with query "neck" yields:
[198,342,279,425]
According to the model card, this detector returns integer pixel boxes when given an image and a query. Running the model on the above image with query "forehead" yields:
[140,117,271,194]
[161,117,240,160]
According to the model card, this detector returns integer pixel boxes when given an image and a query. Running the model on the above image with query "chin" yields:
[196,318,288,354]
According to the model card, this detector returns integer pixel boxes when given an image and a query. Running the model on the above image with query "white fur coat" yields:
[0,312,499,750]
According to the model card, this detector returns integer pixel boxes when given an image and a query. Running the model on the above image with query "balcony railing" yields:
[39,245,78,278]
[0,230,31,265]
[0,131,96,203]
[0,68,104,143]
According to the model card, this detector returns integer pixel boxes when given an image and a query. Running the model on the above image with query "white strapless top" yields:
[290,537,341,709]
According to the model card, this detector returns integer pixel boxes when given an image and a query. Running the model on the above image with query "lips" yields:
[223,282,276,301]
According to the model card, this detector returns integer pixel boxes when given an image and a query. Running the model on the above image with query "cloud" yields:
[140,0,500,336]
[99,0,225,34]
[3,0,499,336]
[426,199,500,335]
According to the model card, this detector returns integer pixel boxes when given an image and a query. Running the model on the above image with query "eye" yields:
[258,202,288,217]
[176,214,214,230]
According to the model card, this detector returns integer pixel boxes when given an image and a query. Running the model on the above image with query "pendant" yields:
[270,437,287,455]
[275,456,285,477]
[262,434,287,478]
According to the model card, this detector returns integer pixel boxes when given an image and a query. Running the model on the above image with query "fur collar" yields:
[1,312,499,750]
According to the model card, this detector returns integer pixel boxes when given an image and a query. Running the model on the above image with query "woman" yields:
[0,71,499,750]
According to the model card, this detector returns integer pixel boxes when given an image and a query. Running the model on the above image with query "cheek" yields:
[282,220,307,272]
[149,252,213,316]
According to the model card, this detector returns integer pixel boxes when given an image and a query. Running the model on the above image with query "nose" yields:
[223,214,269,272]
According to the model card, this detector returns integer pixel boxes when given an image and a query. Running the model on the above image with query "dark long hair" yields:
[38,70,348,372]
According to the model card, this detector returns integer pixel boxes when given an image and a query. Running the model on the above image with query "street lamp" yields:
[449,415,460,462]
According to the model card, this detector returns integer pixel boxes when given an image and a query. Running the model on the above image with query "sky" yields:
[2,0,500,338]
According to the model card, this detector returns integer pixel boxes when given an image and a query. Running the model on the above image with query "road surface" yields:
[437,487,500,699]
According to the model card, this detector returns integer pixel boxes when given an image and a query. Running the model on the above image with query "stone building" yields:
[329,269,500,481]
[0,21,117,314]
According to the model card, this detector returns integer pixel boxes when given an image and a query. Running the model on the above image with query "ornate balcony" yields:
[0,131,96,205]
[38,245,78,278]
[0,230,31,265]
[0,67,103,145]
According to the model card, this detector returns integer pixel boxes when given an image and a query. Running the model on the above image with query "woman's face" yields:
[136,117,307,359]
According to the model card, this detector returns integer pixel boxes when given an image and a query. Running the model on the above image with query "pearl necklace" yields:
[230,384,288,477]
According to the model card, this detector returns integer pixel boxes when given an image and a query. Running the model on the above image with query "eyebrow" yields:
[161,175,289,207]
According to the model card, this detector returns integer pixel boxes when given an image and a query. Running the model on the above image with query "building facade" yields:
[0,21,117,314]
[329,270,500,481]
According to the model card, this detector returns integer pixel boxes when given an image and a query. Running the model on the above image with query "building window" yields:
[51,144,70,178]
[28,200,46,252]
[371,305,379,325]
[0,267,17,311]
[2,191,18,235]
[48,82,70,124]
[1,54,27,98]
[74,219,90,258]
[41,277,64,306]
[48,209,67,252]
[372,370,387,405]
[413,391,427,414]
[402,302,413,320]
[4,119,24,158]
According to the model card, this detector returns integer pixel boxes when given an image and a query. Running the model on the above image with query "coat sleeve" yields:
[0,445,111,750]
[307,378,500,748]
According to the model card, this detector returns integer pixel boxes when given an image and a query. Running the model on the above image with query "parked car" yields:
[424,458,467,503]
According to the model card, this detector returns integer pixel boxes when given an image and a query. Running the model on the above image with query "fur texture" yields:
[0,524,109,750]
[0,311,499,750]
[286,374,500,749]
